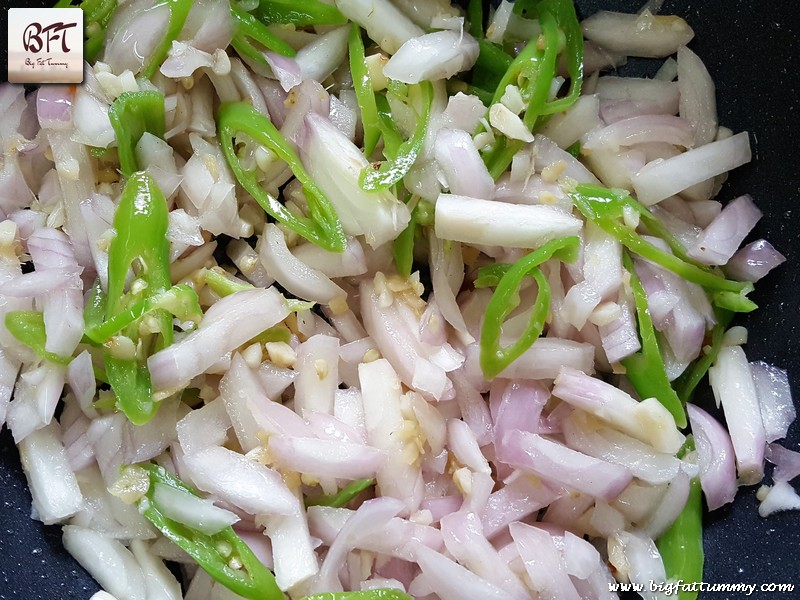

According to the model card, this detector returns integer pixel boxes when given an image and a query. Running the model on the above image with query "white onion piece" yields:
[358,359,424,513]
[499,430,633,501]
[533,134,601,184]
[293,334,340,418]
[489,103,534,143]
[383,30,478,84]
[480,475,562,539]
[296,26,350,84]
[136,133,182,200]
[7,363,66,443]
[632,132,751,206]
[428,231,471,339]
[751,361,795,443]
[27,227,84,355]
[599,295,641,364]
[596,77,680,118]
[509,522,581,600]
[129,540,183,600]
[434,193,581,249]
[0,349,20,427]
[329,93,357,141]
[758,482,800,518]
[260,497,319,593]
[360,278,453,401]
[182,0,234,53]
[463,338,595,384]
[686,404,737,510]
[160,41,213,78]
[434,128,494,199]
[412,541,515,600]
[177,398,231,455]
[581,11,693,58]
[609,531,667,600]
[334,0,423,54]
[563,414,681,485]
[122,399,178,464]
[183,446,296,517]
[491,379,549,446]
[71,86,114,148]
[392,0,459,28]
[553,366,684,453]
[440,512,529,598]
[299,113,410,248]
[583,115,694,152]
[180,134,241,237]
[220,354,265,453]
[313,498,404,593]
[264,52,302,92]
[18,422,83,524]
[766,444,800,484]
[226,239,274,287]
[709,345,766,485]
[0,157,36,221]
[678,46,717,146]
[291,237,367,279]
[725,239,786,282]
[539,94,601,149]
[152,483,240,535]
[147,288,289,393]
[62,526,146,600]
[687,195,762,265]
[270,436,385,480]
[438,92,487,133]
[562,221,622,330]
[258,361,298,401]
[103,0,170,75]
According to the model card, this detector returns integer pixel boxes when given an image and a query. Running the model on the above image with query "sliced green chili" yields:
[138,464,282,600]
[374,95,404,159]
[348,23,381,156]
[537,0,583,114]
[305,478,374,508]
[301,590,413,600]
[569,184,756,313]
[359,81,433,192]
[85,284,201,345]
[230,3,296,68]
[204,268,254,297]
[483,8,560,178]
[480,236,580,379]
[467,0,484,39]
[472,42,513,93]
[393,212,417,279]
[142,0,194,78]
[83,279,107,334]
[217,101,347,253]
[104,172,172,425]
[5,311,72,365]
[254,0,347,25]
[108,91,166,178]
[656,437,703,600]
[621,252,686,428]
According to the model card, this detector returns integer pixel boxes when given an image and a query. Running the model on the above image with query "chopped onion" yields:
[383,30,479,84]
[687,404,738,510]
[581,11,693,58]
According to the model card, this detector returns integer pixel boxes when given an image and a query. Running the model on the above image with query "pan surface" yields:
[0,1,798,598]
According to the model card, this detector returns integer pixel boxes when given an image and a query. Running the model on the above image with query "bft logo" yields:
[22,21,78,54]
[8,8,84,84]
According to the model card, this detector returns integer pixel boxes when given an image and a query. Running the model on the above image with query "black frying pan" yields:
[1,1,798,598]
